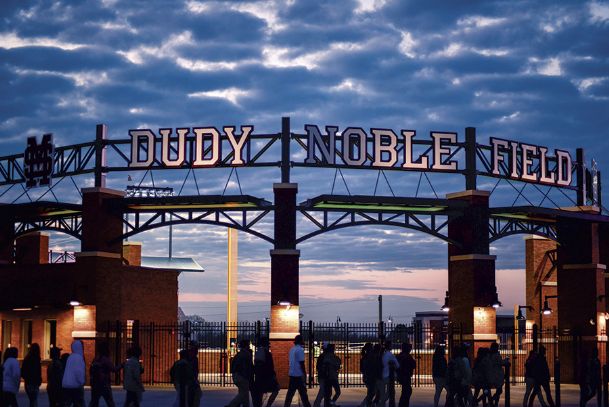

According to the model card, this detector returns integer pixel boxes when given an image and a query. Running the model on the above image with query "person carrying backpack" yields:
[170,349,194,407]
[396,343,416,407]
[252,337,279,407]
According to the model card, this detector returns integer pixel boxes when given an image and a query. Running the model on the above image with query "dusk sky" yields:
[1,0,609,322]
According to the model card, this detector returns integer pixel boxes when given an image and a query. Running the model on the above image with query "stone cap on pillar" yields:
[270,249,300,256]
[81,187,125,197]
[273,183,298,191]
[559,205,600,214]
[524,235,554,241]
[449,254,496,262]
[446,190,491,199]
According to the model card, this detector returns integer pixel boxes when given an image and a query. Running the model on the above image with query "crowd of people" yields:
[0,340,144,407]
[0,337,604,407]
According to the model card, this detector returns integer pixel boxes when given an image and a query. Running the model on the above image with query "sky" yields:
[1,0,609,323]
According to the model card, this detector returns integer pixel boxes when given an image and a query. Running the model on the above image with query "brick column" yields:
[525,236,557,329]
[447,190,497,354]
[80,187,124,255]
[0,214,14,264]
[270,183,300,388]
[557,216,605,382]
[15,232,49,264]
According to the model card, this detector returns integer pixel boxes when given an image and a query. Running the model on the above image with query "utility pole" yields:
[378,295,383,324]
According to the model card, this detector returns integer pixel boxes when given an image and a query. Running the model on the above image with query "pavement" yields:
[11,384,585,406]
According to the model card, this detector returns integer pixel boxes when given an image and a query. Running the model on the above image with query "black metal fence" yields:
[97,320,607,389]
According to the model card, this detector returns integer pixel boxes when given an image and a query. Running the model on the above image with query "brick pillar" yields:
[81,187,124,255]
[15,232,49,264]
[525,236,557,329]
[122,242,142,266]
[447,190,497,354]
[0,214,14,264]
[557,215,605,383]
[270,183,300,389]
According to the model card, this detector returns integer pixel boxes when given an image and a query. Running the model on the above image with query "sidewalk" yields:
[13,384,583,406]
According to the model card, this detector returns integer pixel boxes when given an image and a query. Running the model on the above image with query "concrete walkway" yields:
[11,384,584,406]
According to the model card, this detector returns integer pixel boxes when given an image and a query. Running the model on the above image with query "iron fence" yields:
[97,320,606,388]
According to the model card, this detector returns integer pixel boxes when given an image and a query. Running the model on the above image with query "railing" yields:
[48,250,75,263]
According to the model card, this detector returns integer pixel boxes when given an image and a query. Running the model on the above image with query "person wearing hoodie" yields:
[123,346,144,407]
[21,343,42,407]
[62,340,86,407]
[47,347,64,407]
[3,347,20,407]
[89,341,120,407]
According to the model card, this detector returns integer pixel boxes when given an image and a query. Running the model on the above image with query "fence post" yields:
[504,358,511,407]
[149,322,155,386]
[511,328,517,385]
[308,320,314,388]
[115,320,122,386]
[533,324,539,351]
[603,364,609,407]
[554,358,561,407]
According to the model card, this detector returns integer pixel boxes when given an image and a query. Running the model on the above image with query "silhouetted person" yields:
[523,350,547,407]
[446,345,471,407]
[488,343,505,407]
[529,346,554,407]
[322,343,341,407]
[171,349,194,407]
[379,340,399,407]
[2,347,20,407]
[283,335,311,407]
[47,347,64,407]
[227,339,254,407]
[313,344,329,407]
[432,346,447,407]
[89,341,119,407]
[396,343,415,407]
[471,347,490,407]
[253,338,279,407]
[579,347,601,407]
[22,343,42,407]
[187,341,202,407]
[62,340,86,407]
[359,343,377,407]
[123,346,144,407]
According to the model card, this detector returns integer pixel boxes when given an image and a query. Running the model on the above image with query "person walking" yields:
[89,341,119,407]
[579,347,601,407]
[187,342,202,407]
[523,350,546,407]
[62,340,86,407]
[431,346,447,407]
[471,347,490,407]
[227,339,254,407]
[170,349,195,407]
[252,338,279,407]
[47,347,64,407]
[313,344,328,407]
[283,335,311,407]
[21,343,42,407]
[529,346,554,407]
[446,345,471,407]
[359,343,378,407]
[2,347,20,407]
[488,343,505,407]
[395,343,415,407]
[378,340,399,407]
[123,346,144,407]
[321,344,341,407]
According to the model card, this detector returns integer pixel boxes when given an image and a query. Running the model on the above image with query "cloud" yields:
[0,32,85,50]
[188,87,253,106]
[589,1,609,23]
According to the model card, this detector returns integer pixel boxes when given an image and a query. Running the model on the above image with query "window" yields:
[21,320,32,354]
[1,320,12,351]
[44,320,57,359]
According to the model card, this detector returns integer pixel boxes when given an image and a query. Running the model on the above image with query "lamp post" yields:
[540,294,558,333]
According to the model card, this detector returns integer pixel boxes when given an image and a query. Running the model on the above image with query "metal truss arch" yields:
[296,208,459,246]
[119,210,274,244]
[488,217,558,243]
[14,217,82,240]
